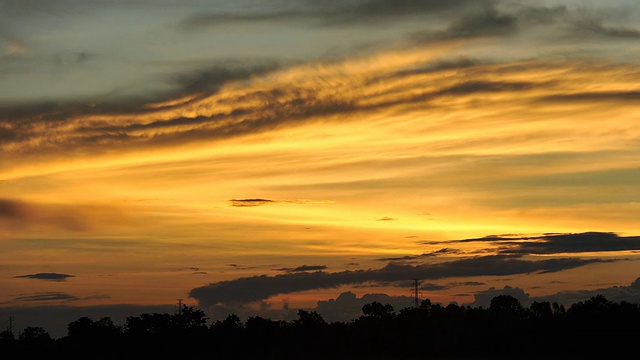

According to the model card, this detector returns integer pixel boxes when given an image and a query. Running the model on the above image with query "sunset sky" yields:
[2,0,640,338]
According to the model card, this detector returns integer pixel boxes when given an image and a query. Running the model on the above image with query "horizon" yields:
[2,0,640,343]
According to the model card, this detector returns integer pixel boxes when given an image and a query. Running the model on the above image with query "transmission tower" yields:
[7,316,13,336]
[411,279,421,308]
[176,299,183,315]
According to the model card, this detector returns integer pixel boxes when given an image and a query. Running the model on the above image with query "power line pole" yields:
[176,299,183,315]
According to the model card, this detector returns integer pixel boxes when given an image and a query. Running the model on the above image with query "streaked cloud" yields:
[275,265,328,273]
[182,0,488,30]
[13,292,78,302]
[1,0,640,338]
[14,273,75,282]
[229,198,335,207]
[190,255,611,307]
[575,18,640,39]
[426,232,640,255]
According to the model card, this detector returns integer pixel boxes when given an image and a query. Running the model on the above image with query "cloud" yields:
[575,18,640,39]
[189,255,611,307]
[377,248,462,261]
[411,5,517,42]
[427,232,640,255]
[315,291,414,322]
[229,198,334,207]
[416,281,484,291]
[229,198,275,207]
[13,292,79,302]
[532,277,640,306]
[513,5,568,25]
[181,0,488,30]
[465,277,640,309]
[0,197,127,232]
[376,217,397,221]
[2,39,638,174]
[275,265,328,273]
[441,8,518,39]
[538,91,640,103]
[14,273,75,282]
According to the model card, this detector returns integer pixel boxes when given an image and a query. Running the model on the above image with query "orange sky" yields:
[2,0,640,338]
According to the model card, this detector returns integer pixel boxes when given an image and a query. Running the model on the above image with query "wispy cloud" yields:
[181,0,488,30]
[230,198,275,207]
[574,18,640,39]
[14,292,78,302]
[229,198,334,207]
[0,197,127,232]
[274,265,328,273]
[14,273,75,282]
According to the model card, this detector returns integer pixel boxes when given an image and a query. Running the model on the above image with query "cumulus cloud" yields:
[14,273,75,282]
[465,277,640,309]
[465,285,532,309]
[190,255,611,307]
[315,291,414,322]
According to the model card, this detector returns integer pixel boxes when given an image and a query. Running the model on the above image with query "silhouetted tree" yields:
[361,301,395,319]
[529,300,553,320]
[19,326,52,344]
[4,294,640,358]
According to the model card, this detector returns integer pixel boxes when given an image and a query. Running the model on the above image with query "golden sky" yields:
[2,0,640,338]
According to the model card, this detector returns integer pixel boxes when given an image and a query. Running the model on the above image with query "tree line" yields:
[1,294,639,359]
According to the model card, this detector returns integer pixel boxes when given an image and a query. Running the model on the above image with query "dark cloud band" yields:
[190,255,610,307]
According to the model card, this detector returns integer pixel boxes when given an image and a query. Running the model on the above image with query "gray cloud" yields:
[465,285,532,308]
[167,63,280,101]
[182,0,489,29]
[421,283,448,291]
[189,255,611,307]
[14,273,75,282]
[419,281,485,291]
[315,291,414,322]
[426,232,640,255]
[514,5,568,25]
[466,277,640,309]
[13,291,78,302]
[441,7,518,39]
[538,91,640,103]
[411,6,518,42]
[377,248,463,261]
[229,198,334,207]
[275,265,328,273]
[575,18,640,39]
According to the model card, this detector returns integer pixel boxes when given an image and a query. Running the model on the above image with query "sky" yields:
[2,0,640,338]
